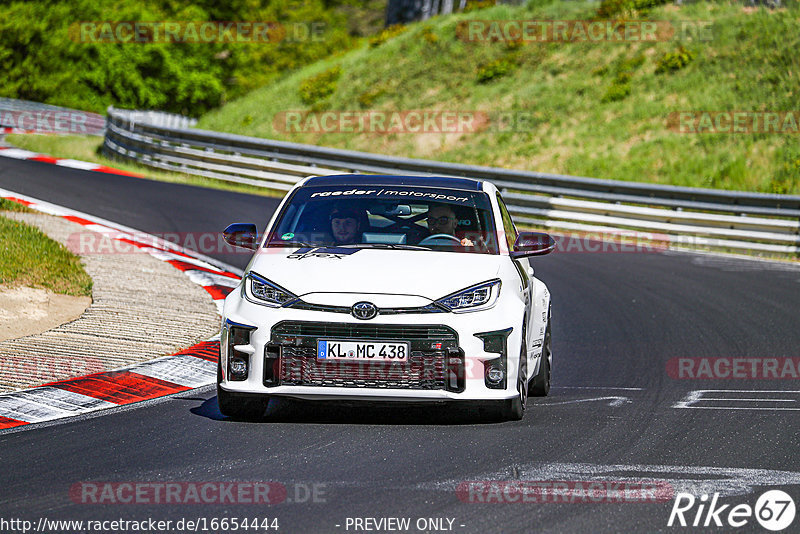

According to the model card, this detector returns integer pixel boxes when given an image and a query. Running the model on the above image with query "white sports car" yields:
[218,174,553,421]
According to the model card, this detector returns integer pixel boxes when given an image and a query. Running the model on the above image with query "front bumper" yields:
[219,289,523,402]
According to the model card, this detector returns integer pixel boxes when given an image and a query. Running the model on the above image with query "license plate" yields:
[317,340,409,362]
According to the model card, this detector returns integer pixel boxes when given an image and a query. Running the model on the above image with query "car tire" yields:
[529,315,551,397]
[217,363,268,420]
[498,331,528,421]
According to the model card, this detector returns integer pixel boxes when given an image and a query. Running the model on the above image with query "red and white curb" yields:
[0,145,143,177]
[0,342,220,430]
[0,189,243,430]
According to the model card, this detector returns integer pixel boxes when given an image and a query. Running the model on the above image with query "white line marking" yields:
[689,390,800,393]
[0,395,70,423]
[0,148,39,159]
[543,396,631,407]
[16,387,116,412]
[419,462,800,498]
[674,390,800,410]
[558,386,644,391]
[55,159,101,171]
[700,398,795,402]
[674,406,800,411]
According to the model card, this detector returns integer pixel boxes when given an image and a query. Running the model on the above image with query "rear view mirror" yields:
[370,203,412,216]
[511,232,555,258]
[223,223,259,250]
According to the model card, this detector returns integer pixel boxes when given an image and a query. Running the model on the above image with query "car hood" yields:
[247,247,501,302]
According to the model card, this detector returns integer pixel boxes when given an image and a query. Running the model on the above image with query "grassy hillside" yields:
[199,0,800,194]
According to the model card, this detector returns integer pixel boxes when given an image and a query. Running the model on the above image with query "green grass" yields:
[0,214,93,296]
[198,0,800,194]
[5,134,284,198]
[0,199,33,212]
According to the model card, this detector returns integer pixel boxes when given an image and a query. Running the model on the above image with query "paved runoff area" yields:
[0,190,241,429]
[0,211,220,392]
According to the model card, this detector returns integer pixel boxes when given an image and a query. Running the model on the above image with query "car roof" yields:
[302,174,484,191]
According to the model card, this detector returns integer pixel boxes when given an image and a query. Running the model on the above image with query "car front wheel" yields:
[529,315,551,397]
[498,331,528,421]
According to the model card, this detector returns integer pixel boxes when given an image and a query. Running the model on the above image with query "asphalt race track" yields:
[1,157,799,534]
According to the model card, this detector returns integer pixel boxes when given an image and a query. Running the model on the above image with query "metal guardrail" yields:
[104,106,800,256]
[111,109,198,130]
[0,98,106,135]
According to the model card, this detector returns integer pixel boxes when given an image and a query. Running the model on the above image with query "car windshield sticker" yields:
[287,247,361,260]
[309,188,470,203]
[281,232,294,240]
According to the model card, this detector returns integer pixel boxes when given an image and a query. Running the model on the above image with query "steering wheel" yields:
[419,233,463,245]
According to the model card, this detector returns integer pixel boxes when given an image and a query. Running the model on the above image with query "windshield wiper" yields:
[337,243,431,251]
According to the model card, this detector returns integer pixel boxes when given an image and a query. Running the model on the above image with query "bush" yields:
[601,82,631,102]
[357,86,386,108]
[655,46,696,74]
[421,27,439,45]
[463,0,498,13]
[620,54,646,71]
[368,24,406,48]
[771,146,800,194]
[299,66,342,105]
[477,57,517,83]
[597,0,670,18]
[598,53,643,103]
[505,37,524,51]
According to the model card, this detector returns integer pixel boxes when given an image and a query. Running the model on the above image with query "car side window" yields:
[496,193,518,252]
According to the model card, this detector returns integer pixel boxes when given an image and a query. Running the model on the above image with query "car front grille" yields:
[267,321,464,391]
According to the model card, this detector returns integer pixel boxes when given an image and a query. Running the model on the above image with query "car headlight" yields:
[436,279,501,312]
[243,272,297,307]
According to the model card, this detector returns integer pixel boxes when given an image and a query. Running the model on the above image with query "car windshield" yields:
[265,184,499,254]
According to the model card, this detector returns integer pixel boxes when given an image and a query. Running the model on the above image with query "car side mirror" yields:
[511,232,555,258]
[223,223,259,250]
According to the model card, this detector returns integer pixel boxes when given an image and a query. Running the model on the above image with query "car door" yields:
[496,193,534,358]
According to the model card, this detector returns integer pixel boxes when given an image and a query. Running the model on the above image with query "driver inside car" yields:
[329,206,364,245]
[426,205,474,246]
